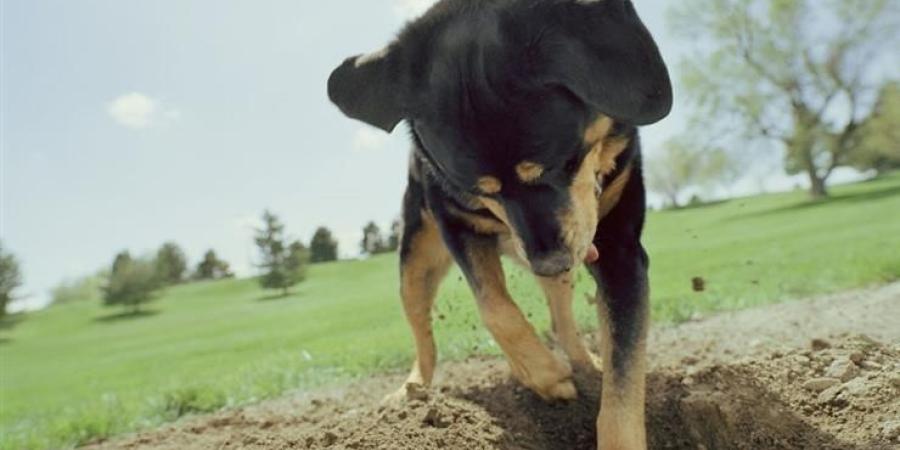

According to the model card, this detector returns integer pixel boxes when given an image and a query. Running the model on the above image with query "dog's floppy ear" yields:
[328,46,404,133]
[538,0,673,125]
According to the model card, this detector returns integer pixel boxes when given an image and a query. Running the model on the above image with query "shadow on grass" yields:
[93,310,160,323]
[729,183,900,221]
[674,199,731,211]
[256,291,303,302]
[0,313,25,331]
[0,337,12,345]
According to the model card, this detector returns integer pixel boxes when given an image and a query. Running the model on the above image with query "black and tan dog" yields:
[327,0,671,448]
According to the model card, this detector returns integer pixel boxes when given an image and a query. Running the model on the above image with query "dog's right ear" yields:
[328,46,404,133]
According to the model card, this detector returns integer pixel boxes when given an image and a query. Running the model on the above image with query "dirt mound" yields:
[92,284,900,450]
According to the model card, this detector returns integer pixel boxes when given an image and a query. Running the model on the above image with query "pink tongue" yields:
[584,244,599,263]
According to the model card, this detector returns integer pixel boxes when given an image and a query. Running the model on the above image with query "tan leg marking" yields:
[386,211,452,403]
[597,165,633,220]
[468,242,576,401]
[596,300,648,450]
[537,273,601,371]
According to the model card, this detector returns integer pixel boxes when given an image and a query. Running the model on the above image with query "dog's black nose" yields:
[530,250,574,277]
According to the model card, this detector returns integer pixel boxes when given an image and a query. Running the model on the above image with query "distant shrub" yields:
[102,251,163,314]
[193,249,234,281]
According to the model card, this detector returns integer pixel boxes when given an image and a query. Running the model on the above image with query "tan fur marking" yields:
[447,204,509,235]
[596,300,648,450]
[598,136,630,176]
[597,165,633,221]
[584,115,614,146]
[477,176,502,194]
[466,242,575,401]
[515,161,545,184]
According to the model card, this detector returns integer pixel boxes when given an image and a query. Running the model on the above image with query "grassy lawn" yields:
[2,173,899,449]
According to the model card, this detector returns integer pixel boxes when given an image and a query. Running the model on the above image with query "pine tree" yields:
[361,221,386,255]
[254,211,307,295]
[310,227,339,263]
[155,242,188,285]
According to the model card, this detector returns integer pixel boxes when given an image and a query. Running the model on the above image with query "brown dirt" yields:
[91,283,900,450]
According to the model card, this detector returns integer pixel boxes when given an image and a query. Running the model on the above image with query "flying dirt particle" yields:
[811,338,832,351]
[691,277,706,292]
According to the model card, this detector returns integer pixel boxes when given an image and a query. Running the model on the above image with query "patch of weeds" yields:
[159,385,227,420]
[877,261,900,282]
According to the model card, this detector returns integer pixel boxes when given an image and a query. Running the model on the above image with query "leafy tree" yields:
[193,250,234,281]
[51,272,105,305]
[386,219,402,252]
[103,251,163,314]
[155,242,188,285]
[646,136,733,208]
[0,242,23,317]
[361,221,386,255]
[309,227,339,263]
[669,0,899,198]
[850,82,900,174]
[255,211,307,295]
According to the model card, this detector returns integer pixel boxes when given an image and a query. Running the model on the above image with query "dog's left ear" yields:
[328,46,404,133]
[538,0,673,125]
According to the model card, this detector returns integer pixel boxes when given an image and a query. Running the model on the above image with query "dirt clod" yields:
[803,377,841,392]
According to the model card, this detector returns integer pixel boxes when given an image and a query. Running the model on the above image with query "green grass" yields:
[2,173,899,449]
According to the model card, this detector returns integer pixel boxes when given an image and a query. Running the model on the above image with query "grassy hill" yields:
[2,173,899,449]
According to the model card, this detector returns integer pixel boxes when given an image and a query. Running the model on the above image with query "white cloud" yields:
[352,126,390,152]
[392,0,437,19]
[107,92,180,129]
[107,92,159,129]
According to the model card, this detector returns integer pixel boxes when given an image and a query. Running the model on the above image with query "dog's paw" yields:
[538,377,577,401]
[511,359,578,401]
[381,382,430,406]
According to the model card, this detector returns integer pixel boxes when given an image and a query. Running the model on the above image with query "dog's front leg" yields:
[537,274,600,371]
[439,224,576,401]
[587,169,649,450]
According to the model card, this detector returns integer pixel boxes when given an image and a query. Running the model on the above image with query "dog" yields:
[327,0,671,448]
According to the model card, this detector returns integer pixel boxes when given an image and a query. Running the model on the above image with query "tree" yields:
[361,221,386,255]
[255,211,307,295]
[103,251,163,314]
[669,0,900,198]
[310,227,339,263]
[646,136,734,208]
[386,219,402,252]
[193,250,234,281]
[849,82,900,174]
[0,242,23,317]
[155,242,188,286]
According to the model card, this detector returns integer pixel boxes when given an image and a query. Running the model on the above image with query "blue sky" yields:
[0,0,886,309]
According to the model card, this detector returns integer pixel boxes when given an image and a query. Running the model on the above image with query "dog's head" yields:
[329,0,671,277]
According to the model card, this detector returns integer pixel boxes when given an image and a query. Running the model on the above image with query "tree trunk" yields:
[807,170,828,199]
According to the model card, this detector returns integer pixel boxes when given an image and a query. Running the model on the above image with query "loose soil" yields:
[91,283,900,449]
